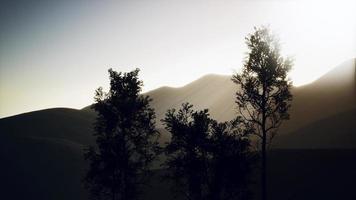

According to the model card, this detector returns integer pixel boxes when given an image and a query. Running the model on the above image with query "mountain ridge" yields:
[148,58,356,132]
[1,58,355,144]
[0,59,355,200]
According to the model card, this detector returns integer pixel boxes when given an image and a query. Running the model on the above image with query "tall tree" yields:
[162,103,252,200]
[232,26,293,200]
[84,68,160,200]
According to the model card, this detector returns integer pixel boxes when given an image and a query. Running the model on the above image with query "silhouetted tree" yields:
[232,26,293,200]
[162,103,252,200]
[207,119,252,200]
[162,103,210,200]
[84,68,160,200]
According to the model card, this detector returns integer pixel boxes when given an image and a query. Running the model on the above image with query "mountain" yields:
[147,74,236,124]
[0,108,96,200]
[0,59,355,199]
[0,108,96,145]
[147,59,356,135]
[1,59,354,149]
[280,58,356,134]
[274,109,356,149]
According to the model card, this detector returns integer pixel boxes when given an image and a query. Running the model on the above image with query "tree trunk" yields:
[262,83,267,200]
[261,130,267,200]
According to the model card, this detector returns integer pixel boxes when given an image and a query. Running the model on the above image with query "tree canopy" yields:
[232,26,293,200]
[84,68,160,200]
[162,103,252,200]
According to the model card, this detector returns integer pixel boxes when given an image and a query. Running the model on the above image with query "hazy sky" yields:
[0,0,355,118]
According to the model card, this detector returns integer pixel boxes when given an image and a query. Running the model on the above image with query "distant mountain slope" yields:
[1,59,354,150]
[0,108,96,145]
[0,108,96,200]
[275,109,356,149]
[0,59,355,200]
[147,59,356,135]
[280,59,356,133]
[147,74,236,123]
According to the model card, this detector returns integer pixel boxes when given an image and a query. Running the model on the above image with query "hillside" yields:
[146,74,236,123]
[0,108,96,145]
[147,59,356,135]
[280,59,356,133]
[274,109,356,149]
[0,59,355,199]
[0,108,96,200]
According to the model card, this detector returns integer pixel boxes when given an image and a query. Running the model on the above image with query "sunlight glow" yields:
[269,0,356,85]
[1,0,355,117]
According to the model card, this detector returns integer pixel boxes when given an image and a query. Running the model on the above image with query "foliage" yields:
[232,26,293,200]
[162,103,253,200]
[84,68,160,200]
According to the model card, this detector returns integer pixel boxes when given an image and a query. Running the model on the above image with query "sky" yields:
[0,0,355,118]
